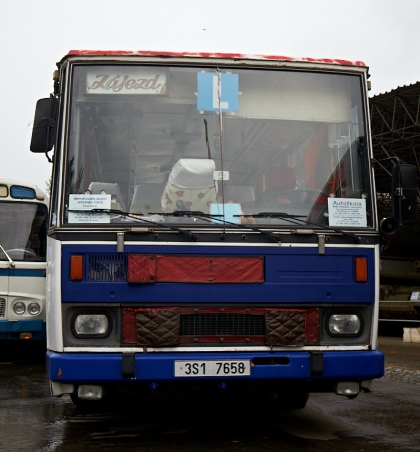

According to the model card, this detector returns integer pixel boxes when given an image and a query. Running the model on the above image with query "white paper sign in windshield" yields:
[68,194,111,223]
[328,198,367,227]
[86,69,167,95]
[197,72,239,112]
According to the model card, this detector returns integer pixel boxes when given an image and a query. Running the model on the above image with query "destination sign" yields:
[86,69,167,95]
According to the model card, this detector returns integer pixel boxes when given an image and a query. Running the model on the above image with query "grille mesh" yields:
[87,254,127,281]
[0,298,5,318]
[180,313,264,336]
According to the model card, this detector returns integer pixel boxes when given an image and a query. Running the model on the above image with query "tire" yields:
[277,391,309,409]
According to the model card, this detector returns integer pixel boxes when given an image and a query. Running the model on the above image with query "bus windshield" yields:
[0,202,48,261]
[63,65,372,228]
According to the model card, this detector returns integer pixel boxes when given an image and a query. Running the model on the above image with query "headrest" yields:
[88,182,123,197]
[168,159,216,188]
[88,182,126,211]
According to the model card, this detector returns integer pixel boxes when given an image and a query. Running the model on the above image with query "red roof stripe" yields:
[66,50,366,67]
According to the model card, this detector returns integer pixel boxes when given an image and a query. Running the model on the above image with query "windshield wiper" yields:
[162,210,282,242]
[253,212,361,242]
[68,208,360,243]
[71,208,279,242]
[0,243,15,267]
[67,208,200,240]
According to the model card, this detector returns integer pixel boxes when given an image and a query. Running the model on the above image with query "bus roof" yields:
[66,50,366,68]
[0,179,48,202]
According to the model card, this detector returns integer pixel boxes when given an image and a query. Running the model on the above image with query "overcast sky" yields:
[1,0,419,193]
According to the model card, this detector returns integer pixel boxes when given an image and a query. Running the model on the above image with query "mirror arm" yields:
[44,151,53,163]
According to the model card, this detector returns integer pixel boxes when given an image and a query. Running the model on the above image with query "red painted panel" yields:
[128,255,264,283]
[122,308,137,343]
[127,255,157,283]
[155,255,263,283]
[305,308,320,344]
[179,336,265,344]
[180,307,265,315]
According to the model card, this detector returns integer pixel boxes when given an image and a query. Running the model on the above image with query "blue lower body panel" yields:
[0,319,46,340]
[47,350,384,384]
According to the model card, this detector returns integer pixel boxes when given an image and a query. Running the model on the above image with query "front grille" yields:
[180,313,264,336]
[0,298,5,318]
[123,307,319,346]
[87,254,127,281]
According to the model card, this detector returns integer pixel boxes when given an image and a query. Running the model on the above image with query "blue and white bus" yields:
[0,179,48,341]
[30,51,417,407]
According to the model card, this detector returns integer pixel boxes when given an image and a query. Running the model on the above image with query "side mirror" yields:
[30,96,59,153]
[391,163,418,222]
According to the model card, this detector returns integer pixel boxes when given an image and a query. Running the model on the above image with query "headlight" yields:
[74,314,109,336]
[328,314,361,335]
[28,303,41,315]
[13,302,26,315]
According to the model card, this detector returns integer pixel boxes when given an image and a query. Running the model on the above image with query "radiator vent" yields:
[87,254,127,282]
[0,298,5,318]
[180,313,265,336]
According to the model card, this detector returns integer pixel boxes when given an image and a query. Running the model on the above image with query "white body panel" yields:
[46,237,63,351]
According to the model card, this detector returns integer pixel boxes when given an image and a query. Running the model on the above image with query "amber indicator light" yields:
[20,333,33,340]
[70,255,83,281]
[355,257,368,282]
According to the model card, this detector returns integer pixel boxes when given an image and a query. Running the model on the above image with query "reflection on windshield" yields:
[0,203,48,261]
[64,65,372,229]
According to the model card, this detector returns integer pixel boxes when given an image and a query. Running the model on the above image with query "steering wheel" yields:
[5,248,38,258]
[256,188,327,204]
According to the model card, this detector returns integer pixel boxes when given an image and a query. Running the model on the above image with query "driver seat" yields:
[161,158,218,214]
[257,166,298,203]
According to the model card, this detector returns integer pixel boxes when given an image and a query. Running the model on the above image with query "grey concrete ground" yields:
[0,337,419,452]
[379,335,420,385]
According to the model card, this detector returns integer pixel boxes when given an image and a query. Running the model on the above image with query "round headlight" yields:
[13,302,26,315]
[28,302,41,315]
[329,314,361,335]
[74,314,109,336]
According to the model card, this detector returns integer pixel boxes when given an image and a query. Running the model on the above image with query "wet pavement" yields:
[0,337,419,452]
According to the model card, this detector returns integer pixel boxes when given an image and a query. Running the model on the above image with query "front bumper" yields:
[0,319,46,340]
[47,349,384,384]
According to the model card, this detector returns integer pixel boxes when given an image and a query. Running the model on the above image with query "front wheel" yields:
[277,391,309,409]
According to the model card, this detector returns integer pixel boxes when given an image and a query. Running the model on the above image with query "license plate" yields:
[174,360,251,377]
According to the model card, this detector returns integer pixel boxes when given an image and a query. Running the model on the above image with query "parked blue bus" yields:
[30,50,416,407]
[0,179,48,341]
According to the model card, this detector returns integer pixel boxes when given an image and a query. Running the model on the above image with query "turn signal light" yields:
[70,255,83,281]
[355,257,367,282]
[20,333,33,340]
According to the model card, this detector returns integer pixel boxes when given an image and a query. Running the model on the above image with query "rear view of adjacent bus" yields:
[30,51,417,408]
[0,180,48,341]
